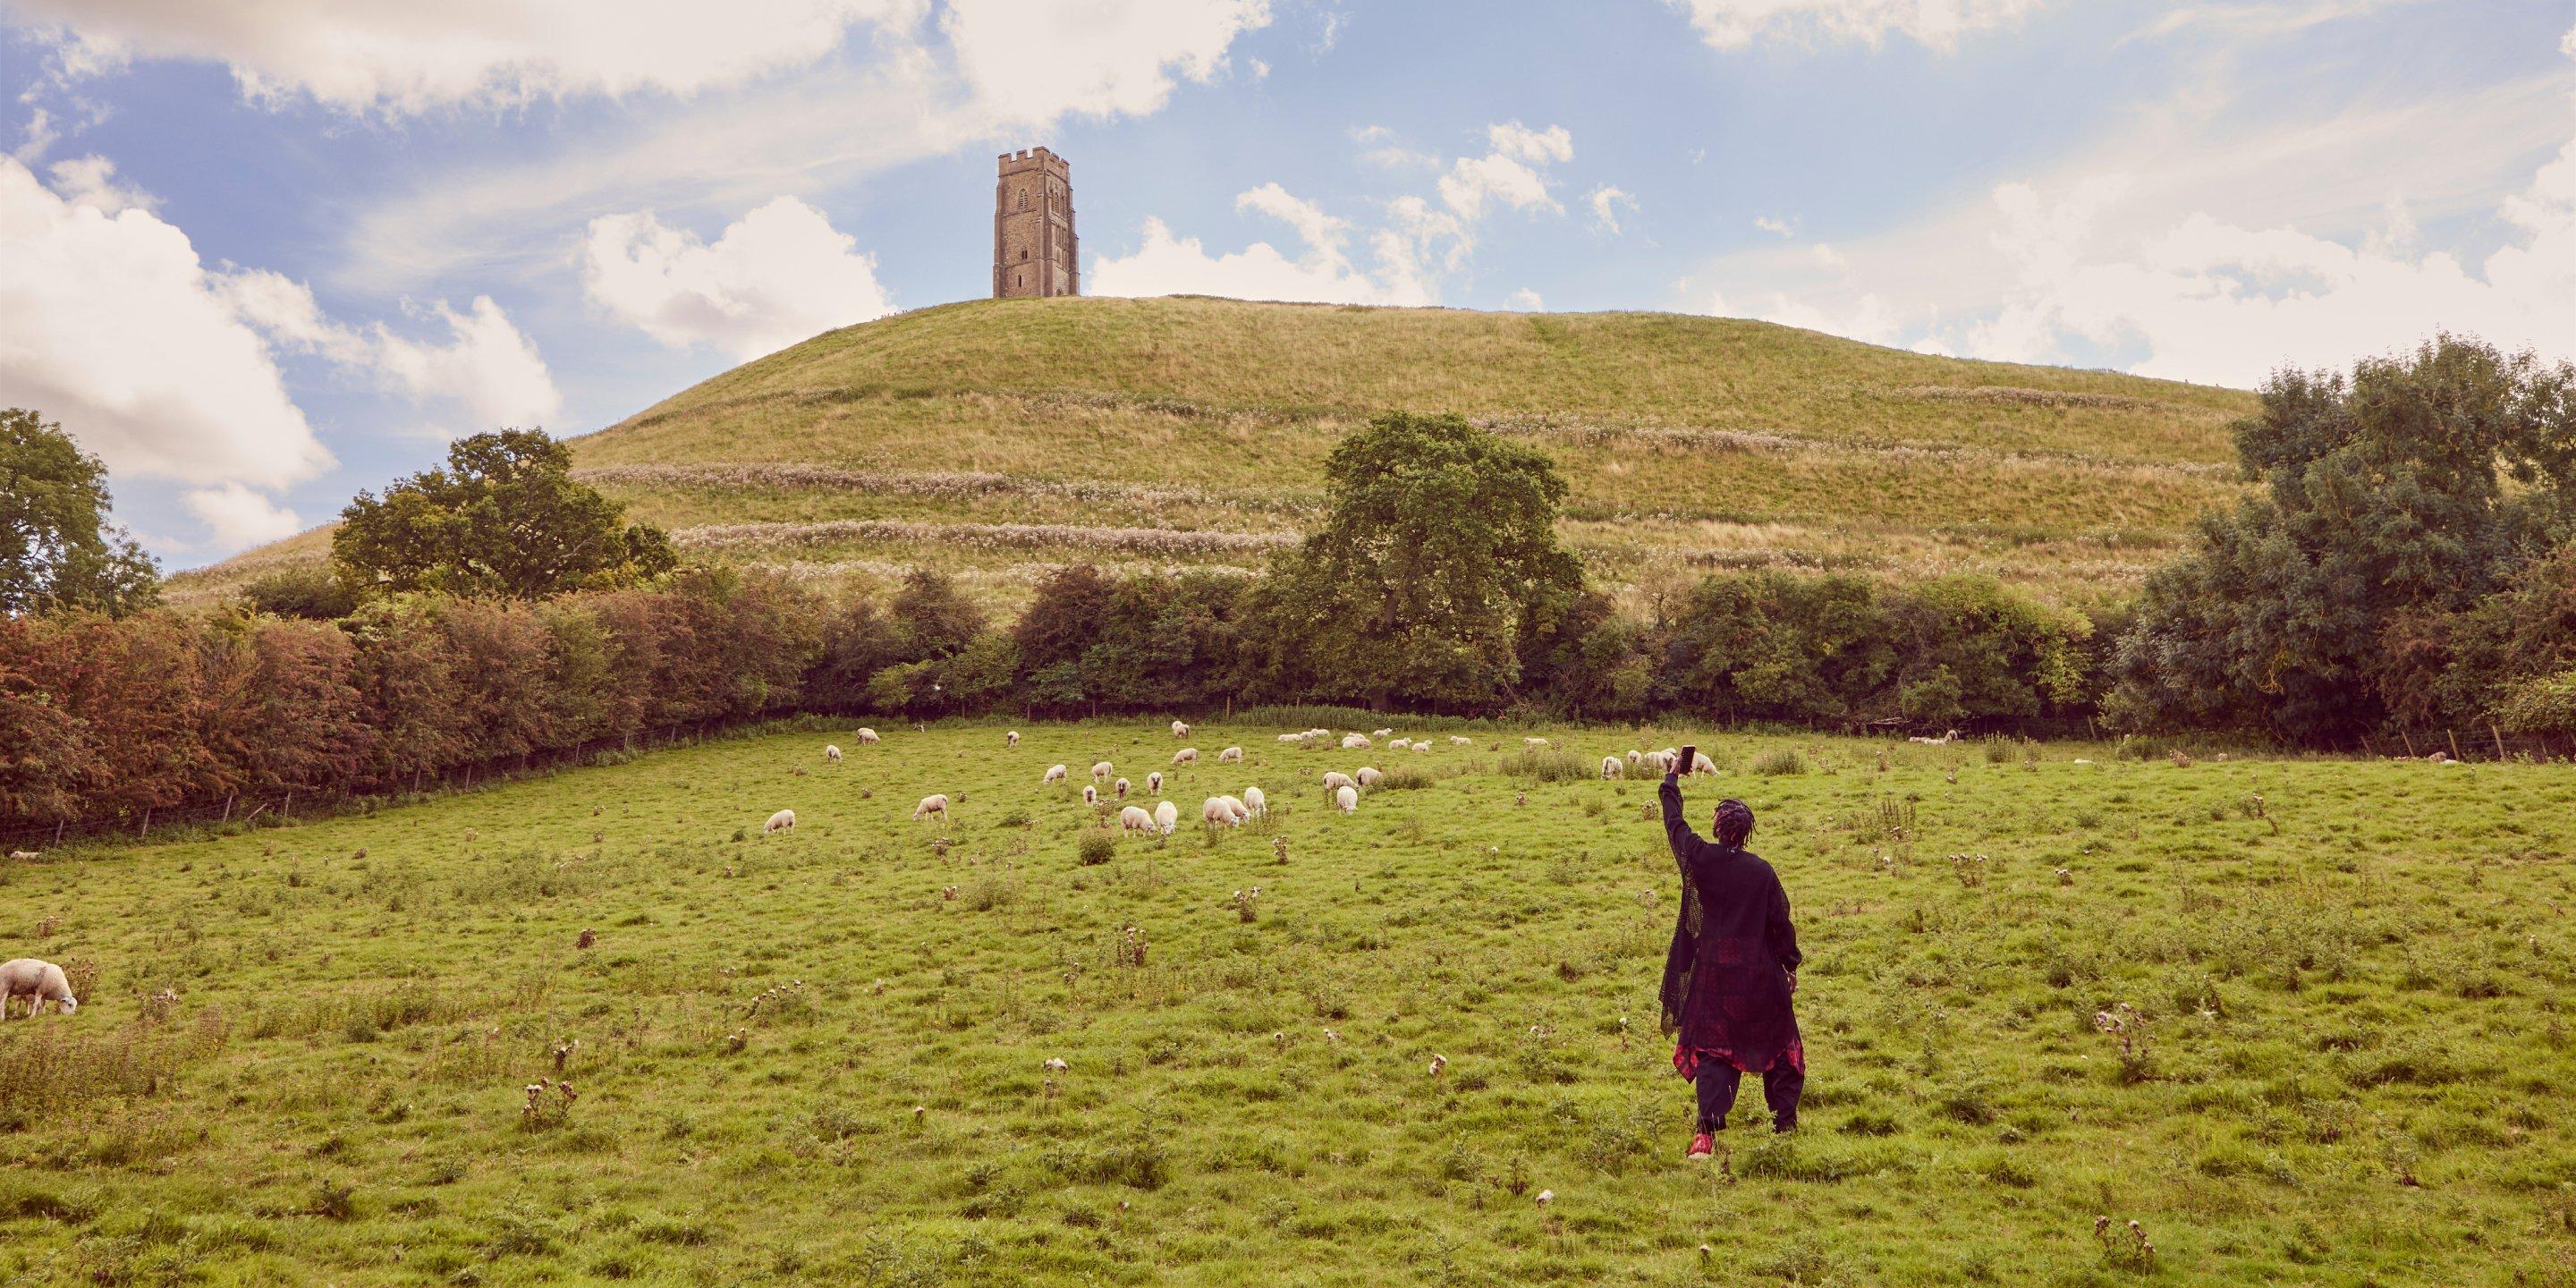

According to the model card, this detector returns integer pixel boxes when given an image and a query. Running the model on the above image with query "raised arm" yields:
[1659,771,1697,871]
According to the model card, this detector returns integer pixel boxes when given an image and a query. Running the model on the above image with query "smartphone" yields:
[1676,744,1697,775]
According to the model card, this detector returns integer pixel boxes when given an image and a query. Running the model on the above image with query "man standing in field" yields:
[1657,748,1804,1157]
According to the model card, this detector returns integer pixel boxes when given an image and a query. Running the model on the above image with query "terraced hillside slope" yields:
[180,297,2258,612]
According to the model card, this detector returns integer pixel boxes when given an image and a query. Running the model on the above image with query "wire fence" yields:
[0,714,818,855]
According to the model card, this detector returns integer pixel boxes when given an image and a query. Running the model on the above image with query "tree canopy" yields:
[0,408,160,617]
[335,429,675,600]
[2108,336,2576,741]
[1257,411,1585,710]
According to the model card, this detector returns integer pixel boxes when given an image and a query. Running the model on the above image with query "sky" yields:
[2,0,2571,568]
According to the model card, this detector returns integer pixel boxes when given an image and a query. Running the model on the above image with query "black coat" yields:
[1657,774,1803,1073]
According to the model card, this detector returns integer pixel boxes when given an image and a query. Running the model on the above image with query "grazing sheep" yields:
[1372,728,1394,739]
[824,744,843,763]
[1691,750,1718,776]
[5,851,35,861]
[1174,748,1199,766]
[1322,771,1354,792]
[1148,770,1164,793]
[1334,784,1359,814]
[763,809,796,835]
[911,794,950,821]
[1627,749,1643,767]
[1205,796,1250,827]
[1154,801,1179,835]
[1006,730,1020,746]
[1602,755,1624,779]
[1450,735,1472,746]
[1083,784,1098,806]
[1120,805,1156,833]
[1218,746,1242,764]
[1411,741,1430,753]
[1114,776,1131,799]
[1357,767,1385,788]
[1092,761,1114,783]
[1908,728,1962,746]
[1389,738,1412,750]
[1044,764,1069,784]
[1172,720,1191,738]
[1243,785,1267,817]
[1523,736,1552,748]
[1341,733,1370,750]
[1,959,76,1017]
[855,728,881,745]
[1276,733,1303,743]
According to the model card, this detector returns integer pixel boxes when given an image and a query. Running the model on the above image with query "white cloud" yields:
[1504,287,1544,310]
[0,157,330,493]
[1437,121,1575,220]
[219,270,561,436]
[183,483,301,548]
[1667,0,2043,51]
[581,196,893,361]
[42,154,154,214]
[1691,43,2576,386]
[941,0,1271,125]
[6,0,921,114]
[1091,181,1447,306]
[1588,185,1639,234]
[1754,215,1798,237]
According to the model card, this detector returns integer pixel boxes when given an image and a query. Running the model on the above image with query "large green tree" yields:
[0,408,160,616]
[2108,337,2576,741]
[1256,411,1584,710]
[335,429,675,599]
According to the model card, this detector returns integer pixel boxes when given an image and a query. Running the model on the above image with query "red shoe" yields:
[1687,1131,1716,1158]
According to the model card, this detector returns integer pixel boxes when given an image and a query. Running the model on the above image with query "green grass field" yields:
[173,299,2258,614]
[5,719,2571,1285]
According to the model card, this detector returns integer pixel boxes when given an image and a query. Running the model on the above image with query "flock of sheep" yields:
[763,722,1724,844]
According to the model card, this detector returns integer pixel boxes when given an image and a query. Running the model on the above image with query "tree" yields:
[335,428,675,599]
[2108,337,2576,741]
[1259,411,1585,710]
[0,408,159,616]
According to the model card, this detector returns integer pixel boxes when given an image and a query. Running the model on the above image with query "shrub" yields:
[1499,749,1589,782]
[1750,748,1806,776]
[1076,833,1116,866]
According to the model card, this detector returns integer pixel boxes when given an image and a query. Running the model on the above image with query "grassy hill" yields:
[178,297,2259,613]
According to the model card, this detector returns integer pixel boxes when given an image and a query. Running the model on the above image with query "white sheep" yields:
[1092,761,1114,783]
[1006,730,1020,746]
[1114,776,1131,799]
[1372,728,1393,739]
[1243,785,1267,817]
[1334,784,1359,814]
[1389,738,1412,750]
[1322,770,1354,792]
[1411,741,1430,753]
[1154,801,1179,835]
[1907,728,1962,746]
[855,728,881,745]
[1218,746,1242,764]
[1523,735,1552,747]
[911,794,950,821]
[1044,764,1069,784]
[1602,755,1624,779]
[763,809,796,835]
[1174,748,1199,766]
[824,744,843,763]
[1341,733,1370,750]
[1172,720,1191,738]
[1120,805,1156,833]
[0,959,77,1017]
[1205,796,1250,827]
[1083,784,1098,806]
[1449,735,1472,746]
[1276,733,1304,743]
[1690,750,1718,776]
[1356,767,1383,787]
[1627,749,1642,767]
[1148,770,1165,793]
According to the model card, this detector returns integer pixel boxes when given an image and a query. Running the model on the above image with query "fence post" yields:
[222,795,234,824]
[2446,730,2462,762]
[140,807,151,838]
[2400,730,2416,758]
[284,790,294,818]
[53,819,64,846]
[2359,733,2375,758]
[2490,723,2506,759]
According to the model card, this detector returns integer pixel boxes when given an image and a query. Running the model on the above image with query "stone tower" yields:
[993,148,1077,299]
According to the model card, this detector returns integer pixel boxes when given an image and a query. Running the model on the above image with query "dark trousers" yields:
[1697,1060,1802,1132]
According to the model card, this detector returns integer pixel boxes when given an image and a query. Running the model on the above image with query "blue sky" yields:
[3,0,2571,567]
